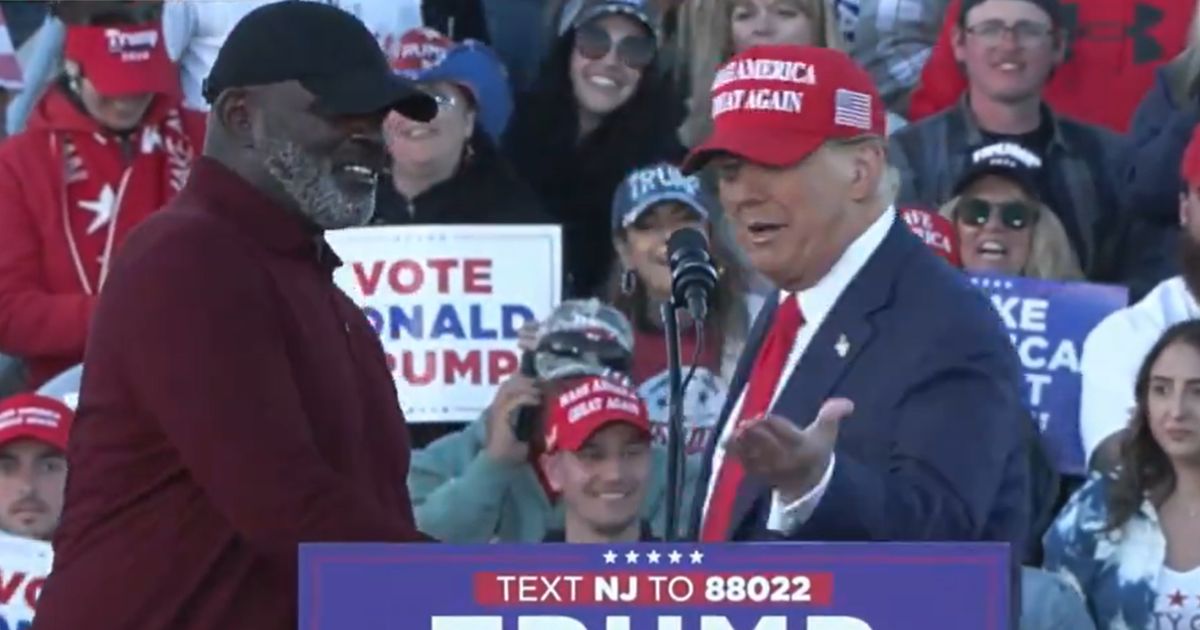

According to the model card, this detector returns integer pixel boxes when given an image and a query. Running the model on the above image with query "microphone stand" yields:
[661,301,687,542]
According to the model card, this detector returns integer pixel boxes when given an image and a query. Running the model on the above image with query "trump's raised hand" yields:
[726,398,855,500]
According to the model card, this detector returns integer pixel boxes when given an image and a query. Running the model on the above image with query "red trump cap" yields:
[900,207,962,268]
[0,394,74,452]
[64,24,178,97]
[544,376,650,453]
[682,45,886,174]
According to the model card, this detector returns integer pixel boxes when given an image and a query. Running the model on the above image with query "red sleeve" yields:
[0,147,95,360]
[906,0,967,121]
[111,219,425,551]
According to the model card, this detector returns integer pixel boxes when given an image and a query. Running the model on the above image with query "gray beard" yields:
[260,137,377,230]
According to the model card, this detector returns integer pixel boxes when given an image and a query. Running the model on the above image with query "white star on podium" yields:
[646,550,661,564]
[668,550,682,564]
[625,550,639,564]
[602,550,617,564]
[689,550,704,564]
[78,185,117,235]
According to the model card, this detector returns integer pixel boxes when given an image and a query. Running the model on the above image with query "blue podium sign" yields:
[299,543,1011,629]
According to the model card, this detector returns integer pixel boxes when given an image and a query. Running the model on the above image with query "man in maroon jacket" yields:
[32,3,439,630]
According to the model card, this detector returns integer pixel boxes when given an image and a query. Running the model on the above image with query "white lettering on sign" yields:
[713,59,818,90]
[429,617,875,629]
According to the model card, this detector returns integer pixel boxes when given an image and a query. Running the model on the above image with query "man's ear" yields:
[951,26,967,63]
[540,453,565,493]
[213,88,254,145]
[1051,27,1068,64]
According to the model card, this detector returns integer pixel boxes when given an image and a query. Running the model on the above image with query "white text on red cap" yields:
[105,29,158,62]
[712,59,818,91]
[712,89,804,117]
[558,377,633,408]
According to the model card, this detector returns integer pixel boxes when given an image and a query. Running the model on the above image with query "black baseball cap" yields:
[953,141,1044,198]
[203,1,437,122]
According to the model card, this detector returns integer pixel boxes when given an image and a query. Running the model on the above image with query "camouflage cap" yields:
[533,299,635,381]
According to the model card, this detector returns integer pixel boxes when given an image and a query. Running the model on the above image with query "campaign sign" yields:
[299,543,1010,629]
[0,535,52,630]
[969,275,1127,475]
[328,225,562,423]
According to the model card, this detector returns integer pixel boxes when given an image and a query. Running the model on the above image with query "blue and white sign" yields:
[299,542,1011,629]
[971,275,1128,475]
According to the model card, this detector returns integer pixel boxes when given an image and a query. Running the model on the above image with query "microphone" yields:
[667,227,719,322]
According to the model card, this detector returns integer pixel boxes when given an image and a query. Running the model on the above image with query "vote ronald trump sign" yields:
[299,543,1011,629]
[327,225,562,423]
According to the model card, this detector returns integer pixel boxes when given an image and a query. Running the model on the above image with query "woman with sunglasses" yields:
[938,141,1083,281]
[503,0,685,299]
[372,28,549,228]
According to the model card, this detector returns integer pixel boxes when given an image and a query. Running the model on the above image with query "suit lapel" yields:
[688,291,779,538]
[726,220,919,537]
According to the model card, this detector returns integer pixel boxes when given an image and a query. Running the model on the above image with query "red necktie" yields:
[699,294,804,542]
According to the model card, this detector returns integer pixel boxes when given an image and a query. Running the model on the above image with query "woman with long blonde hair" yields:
[939,142,1083,281]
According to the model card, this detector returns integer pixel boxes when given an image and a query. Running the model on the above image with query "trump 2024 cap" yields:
[203,1,436,122]
[682,45,886,174]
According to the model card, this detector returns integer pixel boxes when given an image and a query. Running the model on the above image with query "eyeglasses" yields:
[574,24,657,70]
[964,19,1053,45]
[954,198,1039,230]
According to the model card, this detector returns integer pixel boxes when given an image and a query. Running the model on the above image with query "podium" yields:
[298,542,1011,629]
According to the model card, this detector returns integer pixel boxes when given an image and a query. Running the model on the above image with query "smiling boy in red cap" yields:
[540,374,658,543]
[0,394,71,542]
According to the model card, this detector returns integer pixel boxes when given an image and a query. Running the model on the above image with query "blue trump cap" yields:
[611,162,715,233]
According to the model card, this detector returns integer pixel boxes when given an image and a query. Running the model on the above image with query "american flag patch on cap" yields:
[834,89,872,130]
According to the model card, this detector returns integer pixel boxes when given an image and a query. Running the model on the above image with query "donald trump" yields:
[683,46,1030,564]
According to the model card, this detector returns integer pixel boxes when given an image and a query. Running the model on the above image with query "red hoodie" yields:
[908,0,1193,132]
[0,88,194,389]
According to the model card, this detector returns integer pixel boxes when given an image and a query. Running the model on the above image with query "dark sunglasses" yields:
[574,24,657,70]
[954,198,1039,230]
[537,330,632,373]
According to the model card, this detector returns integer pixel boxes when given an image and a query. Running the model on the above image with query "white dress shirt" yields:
[701,208,896,536]
[1079,276,1200,462]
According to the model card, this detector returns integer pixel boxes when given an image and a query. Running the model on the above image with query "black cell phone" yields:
[512,351,539,442]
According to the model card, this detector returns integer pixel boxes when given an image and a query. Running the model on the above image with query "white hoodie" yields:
[1078,276,1200,462]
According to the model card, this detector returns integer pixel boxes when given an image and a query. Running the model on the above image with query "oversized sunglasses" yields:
[574,24,656,70]
[954,198,1039,231]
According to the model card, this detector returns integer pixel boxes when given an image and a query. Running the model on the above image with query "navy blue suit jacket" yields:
[692,219,1031,555]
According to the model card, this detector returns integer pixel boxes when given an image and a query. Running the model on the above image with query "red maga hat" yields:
[682,45,885,174]
[0,394,73,452]
[543,375,650,453]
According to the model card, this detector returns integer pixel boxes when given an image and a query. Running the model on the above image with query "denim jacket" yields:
[1043,474,1163,629]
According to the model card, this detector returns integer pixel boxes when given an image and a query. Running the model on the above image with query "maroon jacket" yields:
[33,158,429,630]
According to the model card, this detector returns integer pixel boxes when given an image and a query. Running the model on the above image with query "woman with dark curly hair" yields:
[1044,320,1200,629]
[503,0,684,299]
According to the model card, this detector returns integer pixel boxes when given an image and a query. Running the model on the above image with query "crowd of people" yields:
[0,0,1194,628]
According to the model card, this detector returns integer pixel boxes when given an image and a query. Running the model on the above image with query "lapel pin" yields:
[835,334,850,358]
